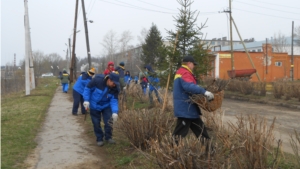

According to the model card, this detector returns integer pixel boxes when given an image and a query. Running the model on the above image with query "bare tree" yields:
[294,25,300,46]
[44,53,63,76]
[32,50,45,77]
[119,30,133,59]
[271,31,288,53]
[137,27,148,46]
[101,30,119,61]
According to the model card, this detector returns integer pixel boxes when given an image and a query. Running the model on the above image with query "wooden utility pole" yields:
[266,38,268,74]
[70,0,79,83]
[81,0,92,69]
[231,18,261,81]
[229,0,234,70]
[291,21,294,81]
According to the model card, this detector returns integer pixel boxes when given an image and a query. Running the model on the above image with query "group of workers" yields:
[60,55,215,147]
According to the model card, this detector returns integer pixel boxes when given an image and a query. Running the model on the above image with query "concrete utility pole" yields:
[81,0,92,69]
[70,0,79,83]
[24,0,35,95]
[291,21,294,81]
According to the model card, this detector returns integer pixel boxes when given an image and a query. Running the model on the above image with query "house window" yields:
[275,62,282,66]
[257,49,262,52]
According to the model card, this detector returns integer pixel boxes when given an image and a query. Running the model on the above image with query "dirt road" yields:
[221,98,300,154]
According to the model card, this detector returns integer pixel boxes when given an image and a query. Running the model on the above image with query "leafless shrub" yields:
[226,79,240,92]
[226,115,279,169]
[116,108,175,150]
[253,82,267,96]
[283,84,293,100]
[126,82,148,103]
[290,129,300,166]
[148,134,230,169]
[148,113,280,169]
[273,82,284,99]
[290,84,300,101]
[239,81,254,95]
[1,77,25,95]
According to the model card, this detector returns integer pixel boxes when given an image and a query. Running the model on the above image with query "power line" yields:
[233,8,300,21]
[134,0,177,12]
[248,0,300,10]
[235,0,300,15]
[87,0,97,18]
[99,0,219,15]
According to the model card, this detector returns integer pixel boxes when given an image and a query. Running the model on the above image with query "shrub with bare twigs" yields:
[116,108,175,150]
[148,112,281,169]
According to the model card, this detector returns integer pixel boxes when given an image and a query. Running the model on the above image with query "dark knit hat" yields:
[119,62,125,66]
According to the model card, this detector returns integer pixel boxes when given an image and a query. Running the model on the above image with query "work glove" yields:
[204,91,214,101]
[83,101,90,110]
[112,113,118,122]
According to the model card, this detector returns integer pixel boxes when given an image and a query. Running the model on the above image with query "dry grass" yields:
[146,110,282,169]
[113,77,299,168]
[290,130,300,166]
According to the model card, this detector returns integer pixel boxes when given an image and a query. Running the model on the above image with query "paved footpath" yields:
[25,87,102,169]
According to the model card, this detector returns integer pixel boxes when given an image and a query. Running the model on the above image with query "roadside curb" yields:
[224,94,300,110]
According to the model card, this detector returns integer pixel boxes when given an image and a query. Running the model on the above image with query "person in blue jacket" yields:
[134,75,138,84]
[124,70,131,86]
[144,65,162,105]
[71,67,95,116]
[115,61,125,91]
[83,72,120,146]
[172,55,214,141]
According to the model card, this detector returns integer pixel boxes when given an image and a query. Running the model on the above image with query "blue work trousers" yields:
[90,107,113,142]
[62,83,69,92]
[72,89,86,115]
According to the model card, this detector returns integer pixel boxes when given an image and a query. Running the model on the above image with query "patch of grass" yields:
[268,149,299,169]
[1,78,58,169]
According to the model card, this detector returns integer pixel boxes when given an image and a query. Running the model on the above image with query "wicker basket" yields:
[191,90,224,112]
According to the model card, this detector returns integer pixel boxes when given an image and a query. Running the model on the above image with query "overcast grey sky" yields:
[1,0,300,66]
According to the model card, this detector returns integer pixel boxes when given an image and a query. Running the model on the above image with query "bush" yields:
[239,81,254,95]
[116,108,175,150]
[148,113,281,169]
[273,82,284,99]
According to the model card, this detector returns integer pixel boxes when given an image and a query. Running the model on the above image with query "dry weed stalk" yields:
[224,115,279,168]
[116,108,175,150]
[148,134,231,169]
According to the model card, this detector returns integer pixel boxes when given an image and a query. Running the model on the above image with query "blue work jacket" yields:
[83,74,119,113]
[73,72,92,95]
[173,65,206,118]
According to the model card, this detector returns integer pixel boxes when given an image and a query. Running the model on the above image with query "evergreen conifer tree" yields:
[157,0,212,88]
[141,23,164,67]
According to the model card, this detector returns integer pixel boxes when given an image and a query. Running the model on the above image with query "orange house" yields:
[210,44,300,82]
